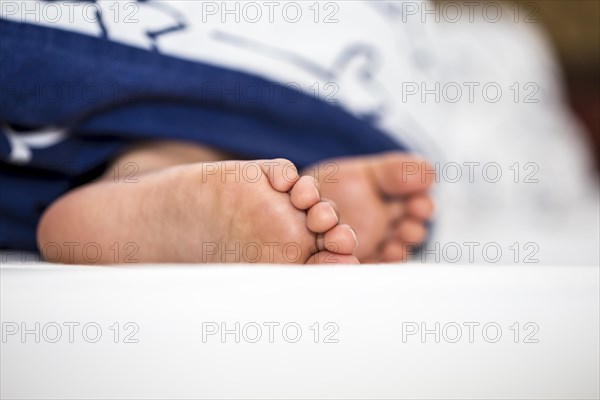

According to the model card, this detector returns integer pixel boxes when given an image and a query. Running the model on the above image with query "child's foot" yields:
[304,152,434,263]
[38,158,359,264]
[175,158,360,264]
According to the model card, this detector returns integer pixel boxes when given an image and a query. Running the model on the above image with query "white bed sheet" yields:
[1,262,598,399]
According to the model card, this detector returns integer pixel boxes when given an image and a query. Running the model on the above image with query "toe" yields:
[320,224,358,255]
[381,240,409,263]
[406,194,434,220]
[369,152,435,197]
[306,200,339,233]
[395,218,427,245]
[387,200,404,222]
[290,176,320,210]
[305,251,360,264]
[260,158,299,192]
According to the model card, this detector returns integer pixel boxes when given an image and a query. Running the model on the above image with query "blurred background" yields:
[438,0,599,170]
[537,0,600,170]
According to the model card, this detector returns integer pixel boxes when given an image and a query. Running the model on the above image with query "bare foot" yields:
[304,152,434,263]
[37,158,359,264]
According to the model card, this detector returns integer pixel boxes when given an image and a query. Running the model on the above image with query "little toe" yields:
[369,152,435,197]
[307,200,340,233]
[260,158,299,192]
[306,251,360,265]
[406,194,434,220]
[395,218,427,245]
[290,176,320,210]
[320,224,358,255]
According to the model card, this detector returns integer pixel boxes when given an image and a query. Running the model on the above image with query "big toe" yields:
[369,152,435,196]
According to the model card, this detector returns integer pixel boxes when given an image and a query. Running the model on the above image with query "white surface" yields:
[1,263,599,399]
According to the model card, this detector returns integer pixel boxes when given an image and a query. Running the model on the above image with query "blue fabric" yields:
[0,18,406,251]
